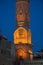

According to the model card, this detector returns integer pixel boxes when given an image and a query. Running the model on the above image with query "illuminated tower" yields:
[14,0,33,60]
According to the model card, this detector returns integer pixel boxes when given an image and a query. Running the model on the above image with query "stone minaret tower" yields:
[14,0,33,60]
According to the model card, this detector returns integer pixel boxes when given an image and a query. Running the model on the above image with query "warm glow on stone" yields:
[16,14,26,22]
[16,49,27,59]
[14,27,31,44]
[14,0,33,60]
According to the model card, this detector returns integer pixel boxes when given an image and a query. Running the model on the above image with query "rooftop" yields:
[0,35,7,40]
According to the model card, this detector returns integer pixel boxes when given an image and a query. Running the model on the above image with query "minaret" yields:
[14,0,33,60]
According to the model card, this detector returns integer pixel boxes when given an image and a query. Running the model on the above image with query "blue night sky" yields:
[0,0,43,52]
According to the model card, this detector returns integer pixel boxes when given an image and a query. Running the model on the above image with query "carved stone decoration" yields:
[16,1,30,28]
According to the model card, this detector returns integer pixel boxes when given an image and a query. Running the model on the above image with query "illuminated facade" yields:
[14,0,33,60]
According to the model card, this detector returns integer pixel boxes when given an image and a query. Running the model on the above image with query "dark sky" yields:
[0,0,43,52]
